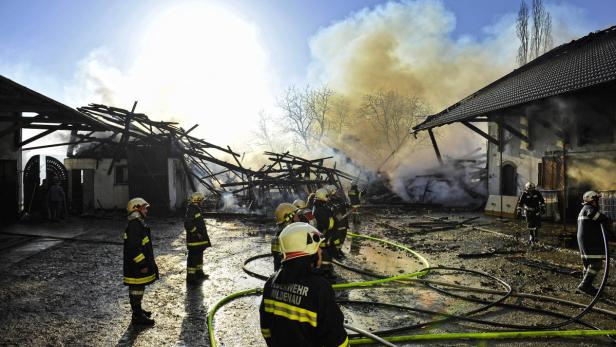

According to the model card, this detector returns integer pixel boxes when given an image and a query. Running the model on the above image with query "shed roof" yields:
[413,25,616,132]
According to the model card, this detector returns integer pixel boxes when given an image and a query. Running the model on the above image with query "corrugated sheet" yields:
[414,26,616,131]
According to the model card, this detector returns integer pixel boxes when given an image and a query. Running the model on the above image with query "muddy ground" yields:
[0,206,615,346]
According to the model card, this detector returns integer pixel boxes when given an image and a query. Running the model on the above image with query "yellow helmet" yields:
[275,202,299,225]
[127,197,149,213]
[293,199,307,209]
[191,191,205,203]
[315,188,329,202]
[279,222,322,262]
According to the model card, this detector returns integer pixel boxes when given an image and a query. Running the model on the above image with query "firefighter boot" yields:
[577,269,599,296]
[129,294,155,326]
[528,229,536,245]
[131,312,155,326]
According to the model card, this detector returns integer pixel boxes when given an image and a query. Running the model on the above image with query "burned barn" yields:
[414,26,616,220]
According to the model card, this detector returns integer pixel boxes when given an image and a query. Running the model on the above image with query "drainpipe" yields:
[562,140,567,232]
[498,121,503,218]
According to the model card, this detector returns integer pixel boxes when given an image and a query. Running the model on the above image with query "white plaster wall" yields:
[92,158,129,209]
[168,158,177,210]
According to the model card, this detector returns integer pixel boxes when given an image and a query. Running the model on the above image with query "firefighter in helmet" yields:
[259,222,349,347]
[517,182,546,244]
[312,188,336,279]
[326,184,350,259]
[123,197,158,325]
[348,183,366,229]
[184,192,212,284]
[576,191,610,295]
[272,203,301,271]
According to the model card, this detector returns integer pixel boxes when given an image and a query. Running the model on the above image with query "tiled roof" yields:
[413,25,616,131]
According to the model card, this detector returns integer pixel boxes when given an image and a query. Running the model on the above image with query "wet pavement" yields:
[0,207,615,346]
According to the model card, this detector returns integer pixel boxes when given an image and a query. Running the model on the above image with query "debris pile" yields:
[69,104,355,209]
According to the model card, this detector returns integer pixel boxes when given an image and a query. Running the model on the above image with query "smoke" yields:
[568,158,616,191]
[303,0,588,204]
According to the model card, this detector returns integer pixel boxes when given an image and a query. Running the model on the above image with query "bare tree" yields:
[305,86,333,142]
[516,1,529,66]
[529,0,553,60]
[278,86,313,150]
[541,12,553,54]
[253,110,279,152]
[360,90,429,154]
[329,95,350,135]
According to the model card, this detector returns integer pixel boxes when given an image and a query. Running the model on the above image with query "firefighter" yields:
[293,199,315,225]
[348,183,365,230]
[312,188,336,279]
[259,222,349,347]
[184,192,212,284]
[517,182,546,244]
[326,185,350,259]
[306,192,316,210]
[272,203,301,271]
[47,179,66,222]
[123,197,158,326]
[576,191,610,296]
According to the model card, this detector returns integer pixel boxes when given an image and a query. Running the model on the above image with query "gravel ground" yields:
[0,207,615,346]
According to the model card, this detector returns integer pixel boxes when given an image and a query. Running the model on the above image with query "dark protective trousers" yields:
[128,285,145,315]
[187,249,204,276]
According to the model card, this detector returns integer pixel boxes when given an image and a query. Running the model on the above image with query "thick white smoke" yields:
[303,0,589,204]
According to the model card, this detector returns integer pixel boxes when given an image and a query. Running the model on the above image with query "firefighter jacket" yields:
[123,212,159,286]
[184,203,212,251]
[259,260,349,347]
[347,187,364,208]
[518,190,546,215]
[313,200,335,241]
[271,224,285,271]
[577,203,610,259]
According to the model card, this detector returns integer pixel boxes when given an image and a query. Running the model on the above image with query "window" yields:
[115,165,128,185]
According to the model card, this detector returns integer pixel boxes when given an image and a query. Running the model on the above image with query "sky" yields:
[1,0,614,151]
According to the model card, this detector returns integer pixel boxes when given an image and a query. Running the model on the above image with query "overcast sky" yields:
[1,0,614,147]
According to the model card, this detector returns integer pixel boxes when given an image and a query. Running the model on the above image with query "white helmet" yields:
[315,188,329,202]
[524,182,536,191]
[279,222,322,262]
[292,199,307,209]
[325,184,337,196]
[127,197,149,213]
[583,191,600,203]
[190,191,205,203]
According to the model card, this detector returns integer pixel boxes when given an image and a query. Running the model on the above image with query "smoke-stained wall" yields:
[487,83,616,215]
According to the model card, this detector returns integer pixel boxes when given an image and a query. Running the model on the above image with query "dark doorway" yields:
[127,145,169,216]
[0,160,18,222]
[23,155,68,216]
[501,164,517,196]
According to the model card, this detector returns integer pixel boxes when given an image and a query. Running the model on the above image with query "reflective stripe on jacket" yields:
[184,203,212,250]
[123,218,159,286]
[259,266,348,347]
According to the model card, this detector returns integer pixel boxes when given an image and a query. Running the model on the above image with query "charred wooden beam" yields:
[462,121,499,146]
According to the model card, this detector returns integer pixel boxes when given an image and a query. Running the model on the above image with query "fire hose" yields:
[209,228,614,346]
